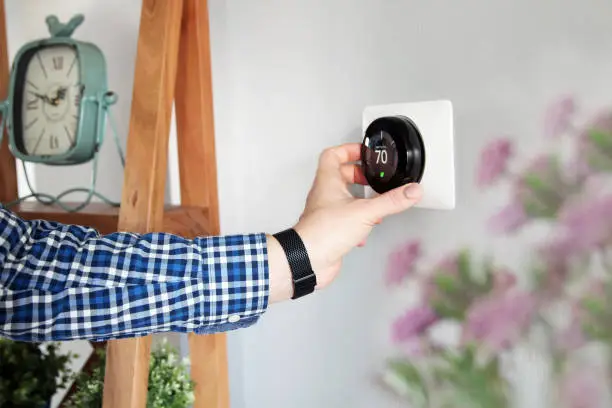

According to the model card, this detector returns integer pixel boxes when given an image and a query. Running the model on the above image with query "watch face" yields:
[13,44,81,157]
[362,130,399,183]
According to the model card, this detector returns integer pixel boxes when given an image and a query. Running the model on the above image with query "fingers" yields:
[363,183,423,221]
[340,163,368,185]
[319,143,362,169]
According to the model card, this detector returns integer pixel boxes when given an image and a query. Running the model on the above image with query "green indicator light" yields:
[380,171,385,178]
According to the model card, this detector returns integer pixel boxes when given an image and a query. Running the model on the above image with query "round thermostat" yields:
[360,115,425,194]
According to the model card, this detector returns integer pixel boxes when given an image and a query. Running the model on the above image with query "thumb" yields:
[364,183,423,220]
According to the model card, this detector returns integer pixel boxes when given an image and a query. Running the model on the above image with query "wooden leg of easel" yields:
[175,1,229,407]
[101,1,184,407]
[0,0,18,203]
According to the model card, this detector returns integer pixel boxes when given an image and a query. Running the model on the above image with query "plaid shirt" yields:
[0,206,269,342]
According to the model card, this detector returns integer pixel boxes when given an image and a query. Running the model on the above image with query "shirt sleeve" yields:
[0,206,269,342]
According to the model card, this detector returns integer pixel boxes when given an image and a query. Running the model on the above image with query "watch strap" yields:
[273,228,317,299]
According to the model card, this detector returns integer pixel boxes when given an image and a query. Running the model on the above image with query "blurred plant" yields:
[0,339,77,408]
[380,95,612,408]
[65,339,195,408]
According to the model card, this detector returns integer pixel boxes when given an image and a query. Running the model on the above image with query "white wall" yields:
[6,1,612,407]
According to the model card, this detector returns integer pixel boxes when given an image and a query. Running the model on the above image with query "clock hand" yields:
[30,91,54,105]
[50,87,68,106]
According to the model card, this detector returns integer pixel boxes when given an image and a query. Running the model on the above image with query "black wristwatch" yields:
[273,228,317,299]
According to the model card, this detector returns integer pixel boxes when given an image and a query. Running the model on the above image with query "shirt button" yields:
[228,314,241,323]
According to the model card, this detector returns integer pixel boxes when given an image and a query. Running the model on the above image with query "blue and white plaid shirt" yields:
[0,206,269,342]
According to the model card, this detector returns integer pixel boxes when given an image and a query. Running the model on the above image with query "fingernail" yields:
[404,183,422,199]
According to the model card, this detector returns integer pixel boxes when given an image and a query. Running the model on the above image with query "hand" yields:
[50,87,68,106]
[268,143,423,302]
[30,91,53,105]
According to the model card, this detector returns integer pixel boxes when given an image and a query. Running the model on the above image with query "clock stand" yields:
[0,1,229,408]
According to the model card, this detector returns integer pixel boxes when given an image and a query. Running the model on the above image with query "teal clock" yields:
[0,14,116,165]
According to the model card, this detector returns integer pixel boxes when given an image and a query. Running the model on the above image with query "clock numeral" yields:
[25,118,39,130]
[36,54,48,78]
[50,135,59,150]
[53,56,64,71]
[74,93,81,107]
[64,125,75,145]
[27,98,38,110]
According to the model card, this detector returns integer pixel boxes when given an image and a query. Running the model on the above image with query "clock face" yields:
[17,44,81,157]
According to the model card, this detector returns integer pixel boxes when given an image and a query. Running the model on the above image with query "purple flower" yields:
[560,364,604,408]
[558,192,612,253]
[488,154,571,235]
[386,240,421,286]
[487,200,527,234]
[543,95,576,139]
[476,138,513,187]
[399,337,428,358]
[537,237,574,297]
[391,305,438,344]
[462,290,536,352]
[555,303,586,352]
[492,269,517,291]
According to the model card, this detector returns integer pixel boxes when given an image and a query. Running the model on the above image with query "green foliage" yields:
[0,339,76,408]
[386,359,429,406]
[588,129,612,150]
[64,349,105,408]
[386,348,509,408]
[433,348,509,408]
[64,340,194,408]
[586,130,612,171]
[147,341,195,408]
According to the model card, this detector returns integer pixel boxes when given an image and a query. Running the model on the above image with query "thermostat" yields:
[360,100,455,210]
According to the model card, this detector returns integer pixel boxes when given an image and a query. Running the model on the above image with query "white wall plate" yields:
[360,100,456,210]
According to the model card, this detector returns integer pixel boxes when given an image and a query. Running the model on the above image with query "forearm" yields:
[0,208,272,342]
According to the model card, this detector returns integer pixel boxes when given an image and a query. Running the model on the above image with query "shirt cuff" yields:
[192,232,270,332]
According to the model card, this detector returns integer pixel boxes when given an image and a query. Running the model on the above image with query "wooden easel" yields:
[0,1,229,407]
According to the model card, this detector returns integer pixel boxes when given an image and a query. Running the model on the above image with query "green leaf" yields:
[523,173,546,193]
[434,274,458,293]
[432,299,465,320]
[388,360,424,386]
[457,249,471,283]
[588,129,612,150]
[582,297,606,315]
[387,359,429,404]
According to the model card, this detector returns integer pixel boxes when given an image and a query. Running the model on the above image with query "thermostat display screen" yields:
[363,130,398,183]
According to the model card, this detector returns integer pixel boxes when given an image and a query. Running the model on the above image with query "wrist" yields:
[266,234,294,303]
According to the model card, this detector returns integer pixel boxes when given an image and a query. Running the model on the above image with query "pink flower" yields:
[555,304,586,352]
[386,240,421,286]
[543,95,576,138]
[492,269,517,291]
[462,290,536,352]
[558,192,612,253]
[476,138,513,187]
[391,305,438,344]
[537,237,574,297]
[560,364,604,408]
[487,201,527,234]
[399,337,429,358]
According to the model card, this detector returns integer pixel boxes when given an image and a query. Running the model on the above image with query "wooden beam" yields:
[175,1,229,407]
[102,0,184,407]
[176,0,220,233]
[0,0,18,203]
[14,203,211,237]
